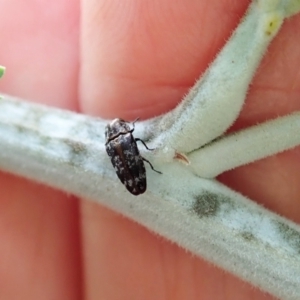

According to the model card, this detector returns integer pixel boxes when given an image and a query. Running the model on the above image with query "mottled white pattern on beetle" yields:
[105,119,148,195]
[0,1,300,299]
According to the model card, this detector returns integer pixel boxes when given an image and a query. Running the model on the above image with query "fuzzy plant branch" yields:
[1,95,300,300]
[146,0,290,160]
[0,0,300,299]
[189,113,300,178]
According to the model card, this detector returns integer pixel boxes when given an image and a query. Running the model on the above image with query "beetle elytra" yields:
[105,118,161,196]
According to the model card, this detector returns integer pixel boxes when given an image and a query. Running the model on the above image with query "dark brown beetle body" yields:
[105,118,160,196]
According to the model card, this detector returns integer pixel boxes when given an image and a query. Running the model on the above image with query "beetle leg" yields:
[135,138,154,151]
[142,157,162,174]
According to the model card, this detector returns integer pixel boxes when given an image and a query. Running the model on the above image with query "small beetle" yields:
[105,118,161,196]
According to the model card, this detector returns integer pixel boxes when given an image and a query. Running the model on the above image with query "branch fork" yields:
[0,0,300,299]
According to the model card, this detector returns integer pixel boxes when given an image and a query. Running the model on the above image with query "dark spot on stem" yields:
[192,191,236,218]
[63,138,87,166]
[240,231,256,242]
[275,221,300,254]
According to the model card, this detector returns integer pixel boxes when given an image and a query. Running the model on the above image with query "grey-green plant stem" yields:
[0,95,300,300]
[0,0,300,299]
[189,113,300,178]
[149,1,285,160]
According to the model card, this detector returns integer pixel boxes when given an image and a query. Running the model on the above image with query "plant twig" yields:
[0,0,300,299]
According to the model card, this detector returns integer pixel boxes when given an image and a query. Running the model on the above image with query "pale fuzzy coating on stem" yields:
[285,0,300,16]
[189,113,300,178]
[259,0,300,17]
[0,0,300,299]
[1,95,300,299]
[148,2,284,160]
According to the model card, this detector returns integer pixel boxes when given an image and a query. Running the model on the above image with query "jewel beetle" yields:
[105,118,161,196]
